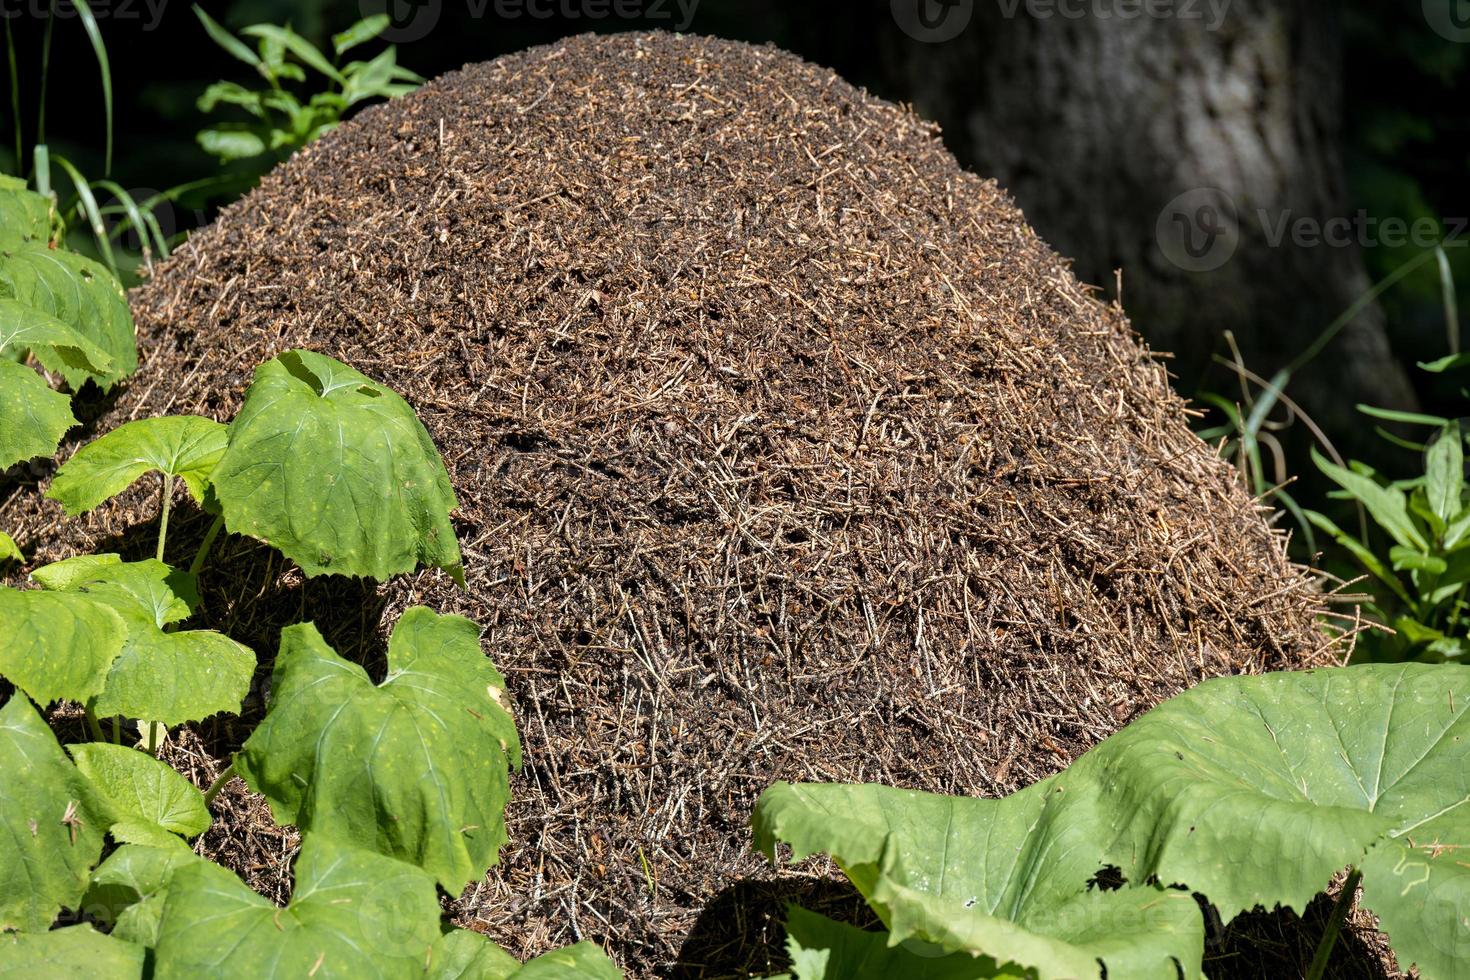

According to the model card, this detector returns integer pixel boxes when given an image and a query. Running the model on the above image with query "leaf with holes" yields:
[0,925,144,977]
[151,835,441,979]
[210,350,461,580]
[0,697,113,932]
[47,416,228,516]
[237,607,520,892]
[30,556,255,725]
[755,779,1203,980]
[68,743,210,839]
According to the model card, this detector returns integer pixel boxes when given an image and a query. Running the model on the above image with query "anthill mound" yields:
[1,31,1343,978]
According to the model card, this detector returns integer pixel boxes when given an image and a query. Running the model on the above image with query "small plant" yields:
[193,8,421,173]
[755,663,1470,979]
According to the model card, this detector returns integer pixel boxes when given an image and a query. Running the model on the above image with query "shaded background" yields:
[4,0,1468,476]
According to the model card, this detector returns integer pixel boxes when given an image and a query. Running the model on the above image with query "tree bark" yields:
[878,0,1415,450]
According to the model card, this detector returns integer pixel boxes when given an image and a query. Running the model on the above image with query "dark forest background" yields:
[4,0,1468,479]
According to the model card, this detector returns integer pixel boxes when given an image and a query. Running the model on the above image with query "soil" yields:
[0,31,1355,978]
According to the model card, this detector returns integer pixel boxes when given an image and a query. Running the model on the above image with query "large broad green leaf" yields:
[82,843,203,947]
[426,932,624,979]
[237,608,520,892]
[780,906,1009,980]
[47,416,229,516]
[1083,663,1470,978]
[0,584,127,705]
[0,697,112,932]
[31,556,255,725]
[0,298,113,378]
[755,781,1202,980]
[211,350,461,580]
[68,743,210,838]
[0,245,136,390]
[0,925,143,978]
[152,835,442,979]
[0,178,51,251]
[0,358,77,471]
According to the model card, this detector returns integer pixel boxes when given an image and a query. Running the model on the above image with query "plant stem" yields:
[84,704,103,742]
[1305,867,1362,980]
[189,515,225,577]
[156,473,174,562]
[203,761,236,807]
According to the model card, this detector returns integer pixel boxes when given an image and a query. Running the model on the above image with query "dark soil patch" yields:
[2,31,1355,977]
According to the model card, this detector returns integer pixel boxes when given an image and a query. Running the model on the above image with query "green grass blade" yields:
[37,0,54,149]
[5,17,20,167]
[50,154,116,275]
[68,0,113,176]
[89,179,153,272]
[1287,249,1440,375]
[1356,404,1451,427]
[192,6,262,68]
[1437,245,1460,356]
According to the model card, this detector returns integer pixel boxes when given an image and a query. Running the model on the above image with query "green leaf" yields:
[0,925,143,978]
[1427,421,1466,530]
[425,930,624,979]
[332,14,389,56]
[152,835,441,979]
[1082,663,1470,977]
[0,585,127,705]
[191,5,261,68]
[196,127,268,162]
[242,24,344,83]
[67,743,210,838]
[754,783,1204,980]
[1303,509,1414,606]
[47,416,229,517]
[0,532,19,564]
[782,906,1006,980]
[31,557,255,726]
[237,608,520,892]
[212,350,462,580]
[1313,448,1428,552]
[1419,352,1470,374]
[0,358,77,471]
[82,844,203,946]
[0,245,135,390]
[0,180,51,251]
[1389,545,1447,574]
[0,298,113,376]
[1356,404,1453,427]
[0,697,112,932]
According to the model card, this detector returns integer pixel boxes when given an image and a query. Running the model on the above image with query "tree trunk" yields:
[879,0,1415,452]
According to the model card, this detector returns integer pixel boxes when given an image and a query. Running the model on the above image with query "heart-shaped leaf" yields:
[0,697,112,932]
[68,743,210,839]
[47,416,229,516]
[0,358,77,471]
[211,350,461,580]
[0,583,127,705]
[152,835,442,979]
[31,556,255,725]
[755,780,1202,980]
[0,924,143,977]
[237,607,520,892]
[0,246,136,391]
[82,843,203,946]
